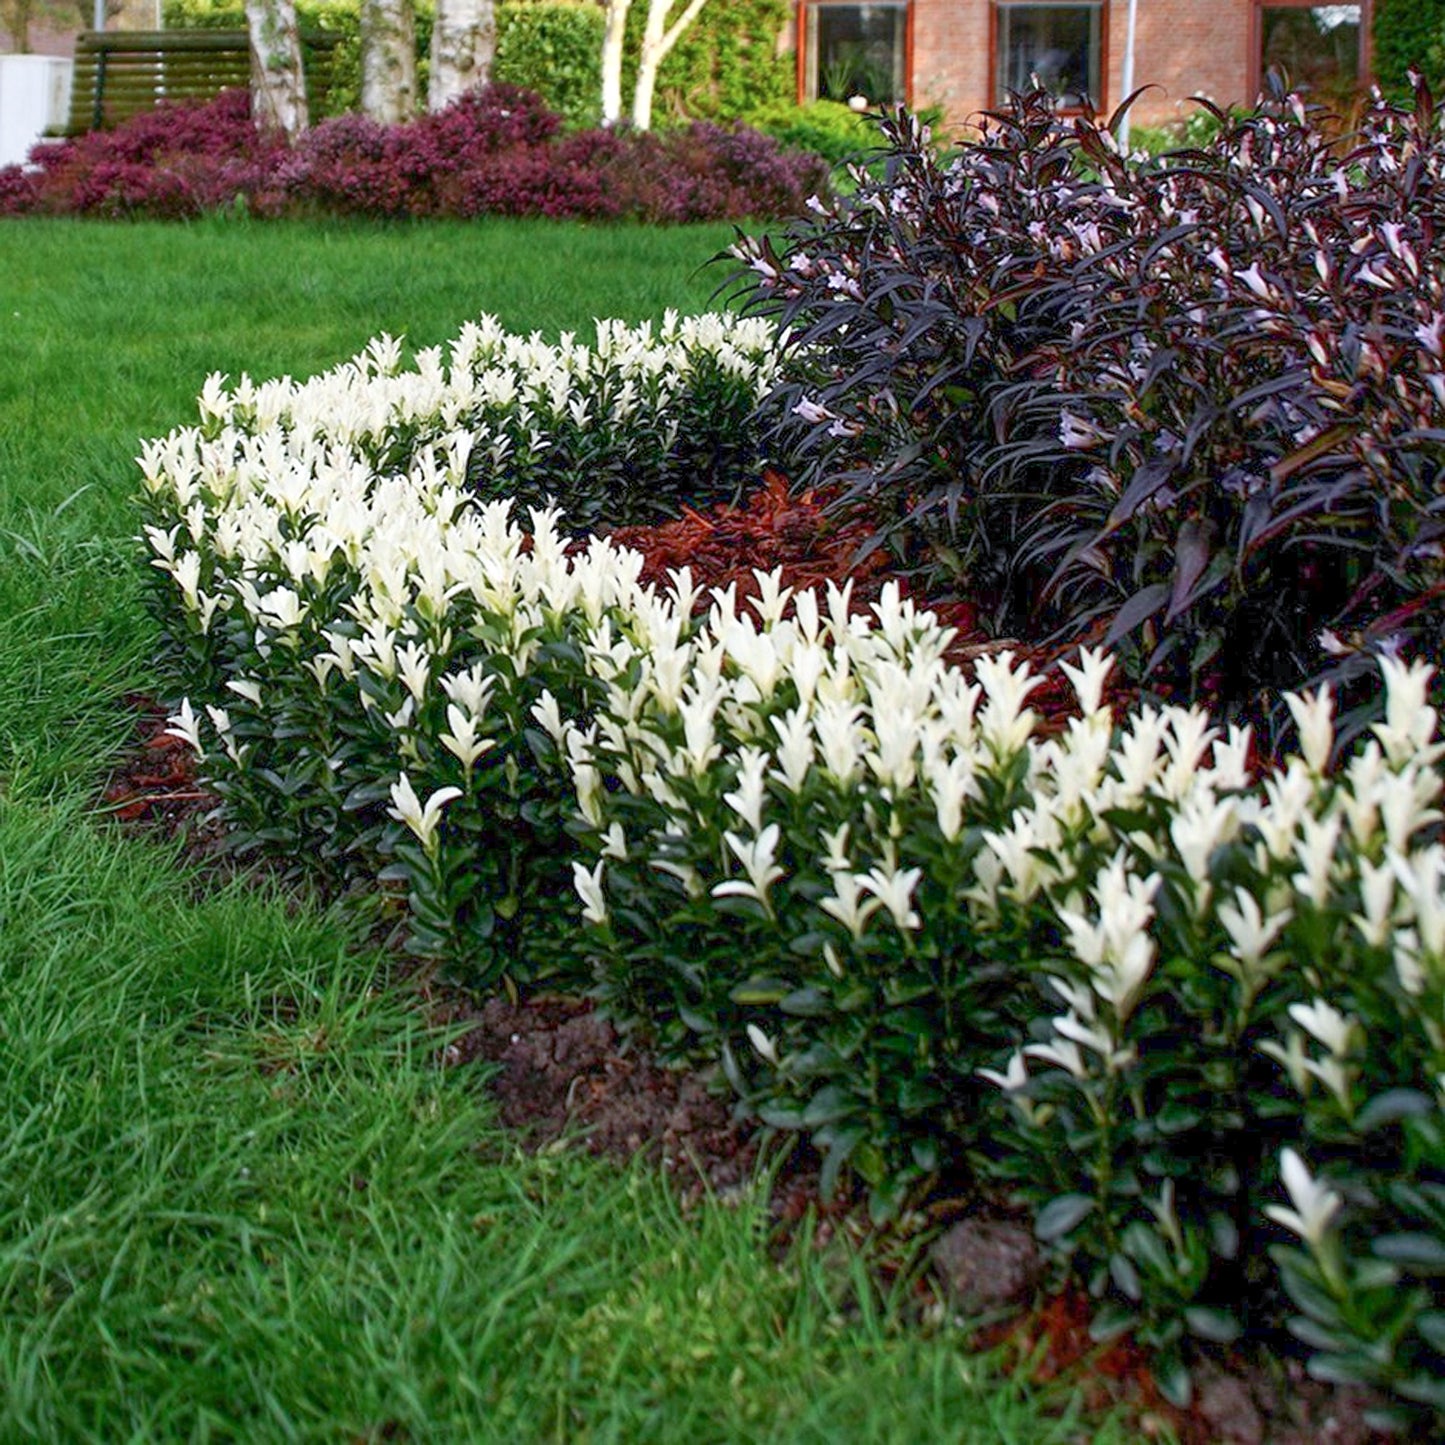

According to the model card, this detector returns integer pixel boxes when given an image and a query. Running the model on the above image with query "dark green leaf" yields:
[1208,1211,1240,1262]
[779,987,832,1018]
[1184,1306,1241,1344]
[1287,1317,1351,1353]
[852,1140,887,1187]
[1155,1102,1202,1135]
[1153,1349,1193,1408]
[1306,1354,1383,1387]
[894,1078,943,1112]
[1372,1234,1445,1272]
[1120,1221,1173,1278]
[1089,1302,1137,1342]
[803,1086,857,1127]
[757,1105,805,1130]
[1357,1089,1434,1132]
[728,979,790,1006]
[719,1040,745,1096]
[1035,1193,1095,1242]
[1109,1251,1141,1301]
[1397,1374,1445,1409]
[1415,1310,1445,1352]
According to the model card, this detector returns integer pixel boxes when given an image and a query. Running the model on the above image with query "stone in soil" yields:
[929,1216,1045,1316]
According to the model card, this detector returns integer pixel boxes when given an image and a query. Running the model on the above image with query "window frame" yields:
[990,1,1110,113]
[796,1,914,109]
[1249,0,1374,99]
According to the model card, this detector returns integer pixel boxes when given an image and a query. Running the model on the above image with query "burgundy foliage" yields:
[742,83,1445,741]
[0,85,828,224]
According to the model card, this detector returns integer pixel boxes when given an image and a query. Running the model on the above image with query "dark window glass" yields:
[1260,5,1362,95]
[807,4,907,105]
[996,4,1102,108]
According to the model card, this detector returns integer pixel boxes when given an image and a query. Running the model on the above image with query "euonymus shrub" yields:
[566,574,1444,1416]
[140,312,777,982]
[142,312,1443,1428]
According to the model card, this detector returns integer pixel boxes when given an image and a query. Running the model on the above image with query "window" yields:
[995,3,1103,109]
[803,3,908,107]
[1258,4,1366,98]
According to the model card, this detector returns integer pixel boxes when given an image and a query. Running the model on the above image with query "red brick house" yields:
[794,1,1373,130]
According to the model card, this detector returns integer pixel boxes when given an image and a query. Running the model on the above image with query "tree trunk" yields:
[245,0,309,142]
[360,0,417,124]
[600,0,630,126]
[429,0,495,112]
[3,0,33,55]
[630,0,708,131]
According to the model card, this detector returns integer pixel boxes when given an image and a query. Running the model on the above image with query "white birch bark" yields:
[360,0,417,124]
[245,0,309,142]
[630,0,708,130]
[429,0,496,112]
[600,0,631,127]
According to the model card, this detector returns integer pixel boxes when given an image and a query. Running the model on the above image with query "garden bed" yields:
[99,679,1389,1445]
[103,75,1445,1436]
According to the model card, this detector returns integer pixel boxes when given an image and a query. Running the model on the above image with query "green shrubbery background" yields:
[1375,0,1445,95]
[150,0,1445,126]
[162,0,794,127]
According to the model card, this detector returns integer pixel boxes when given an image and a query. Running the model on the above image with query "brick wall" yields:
[2,0,164,57]
[910,1,993,122]
[0,22,77,57]
[1111,0,1254,126]
[901,0,1260,131]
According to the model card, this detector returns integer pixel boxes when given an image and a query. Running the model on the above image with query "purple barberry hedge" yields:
[0,85,830,224]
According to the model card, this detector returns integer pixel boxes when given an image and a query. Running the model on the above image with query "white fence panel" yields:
[0,56,74,169]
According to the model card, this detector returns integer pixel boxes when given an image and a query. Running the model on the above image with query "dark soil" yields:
[99,693,1388,1445]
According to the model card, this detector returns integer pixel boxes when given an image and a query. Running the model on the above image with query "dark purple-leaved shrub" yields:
[416,82,561,156]
[21,89,283,217]
[1,85,824,226]
[739,83,1445,733]
[287,111,413,216]
[0,162,39,215]
[610,123,829,224]
[445,140,618,220]
[289,83,565,217]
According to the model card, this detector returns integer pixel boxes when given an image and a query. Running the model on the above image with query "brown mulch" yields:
[432,991,759,1197]
[99,683,1386,1445]
[98,693,216,832]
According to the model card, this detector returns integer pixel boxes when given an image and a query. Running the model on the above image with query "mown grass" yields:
[0,215,1133,1442]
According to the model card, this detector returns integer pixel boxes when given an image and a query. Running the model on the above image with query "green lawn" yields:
[0,216,1131,1442]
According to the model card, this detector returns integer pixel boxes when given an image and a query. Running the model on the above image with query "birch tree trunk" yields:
[360,0,417,124]
[2,0,33,55]
[630,0,708,130]
[245,0,309,142]
[599,0,631,126]
[429,0,496,112]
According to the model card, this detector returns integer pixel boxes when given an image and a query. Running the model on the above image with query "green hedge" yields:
[494,2,602,127]
[620,0,792,123]
[1374,0,1445,95]
[161,0,416,115]
[741,99,874,166]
